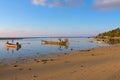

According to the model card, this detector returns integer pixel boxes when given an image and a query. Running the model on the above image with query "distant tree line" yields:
[97,28,120,38]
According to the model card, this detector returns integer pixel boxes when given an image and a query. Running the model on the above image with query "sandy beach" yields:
[1,44,120,80]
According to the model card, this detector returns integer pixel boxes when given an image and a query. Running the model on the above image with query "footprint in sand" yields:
[36,60,40,63]
[33,75,37,78]
[64,61,70,63]
[14,65,18,67]
[33,75,38,80]
[19,68,23,71]
[28,68,32,70]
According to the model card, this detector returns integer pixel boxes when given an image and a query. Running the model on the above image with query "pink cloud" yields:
[32,0,46,6]
[93,0,120,10]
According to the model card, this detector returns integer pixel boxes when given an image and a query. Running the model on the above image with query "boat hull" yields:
[6,43,21,48]
[41,40,67,45]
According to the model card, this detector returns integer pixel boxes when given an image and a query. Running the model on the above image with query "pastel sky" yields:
[0,0,120,37]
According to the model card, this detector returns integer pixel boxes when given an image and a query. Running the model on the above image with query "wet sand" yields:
[1,44,120,80]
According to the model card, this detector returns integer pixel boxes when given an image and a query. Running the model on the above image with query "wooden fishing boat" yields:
[6,42,21,48]
[41,40,67,45]
[41,39,68,45]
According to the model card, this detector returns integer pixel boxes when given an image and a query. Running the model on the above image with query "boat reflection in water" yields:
[41,38,69,49]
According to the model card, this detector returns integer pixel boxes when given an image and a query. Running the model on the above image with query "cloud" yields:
[93,0,120,10]
[32,0,83,7]
[32,0,46,6]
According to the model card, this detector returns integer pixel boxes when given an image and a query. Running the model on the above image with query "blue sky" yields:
[0,0,120,37]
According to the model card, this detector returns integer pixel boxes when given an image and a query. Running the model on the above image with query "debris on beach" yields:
[19,68,23,71]
[28,68,32,70]
[41,58,55,64]
[14,65,18,67]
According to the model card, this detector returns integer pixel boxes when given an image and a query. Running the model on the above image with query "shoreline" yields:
[0,46,101,66]
[1,44,120,80]
[0,36,93,40]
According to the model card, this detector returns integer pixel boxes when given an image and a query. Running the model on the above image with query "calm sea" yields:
[0,37,109,60]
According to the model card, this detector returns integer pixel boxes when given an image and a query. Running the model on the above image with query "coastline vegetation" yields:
[95,28,120,44]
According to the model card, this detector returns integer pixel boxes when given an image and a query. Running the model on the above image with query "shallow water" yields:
[0,37,109,60]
